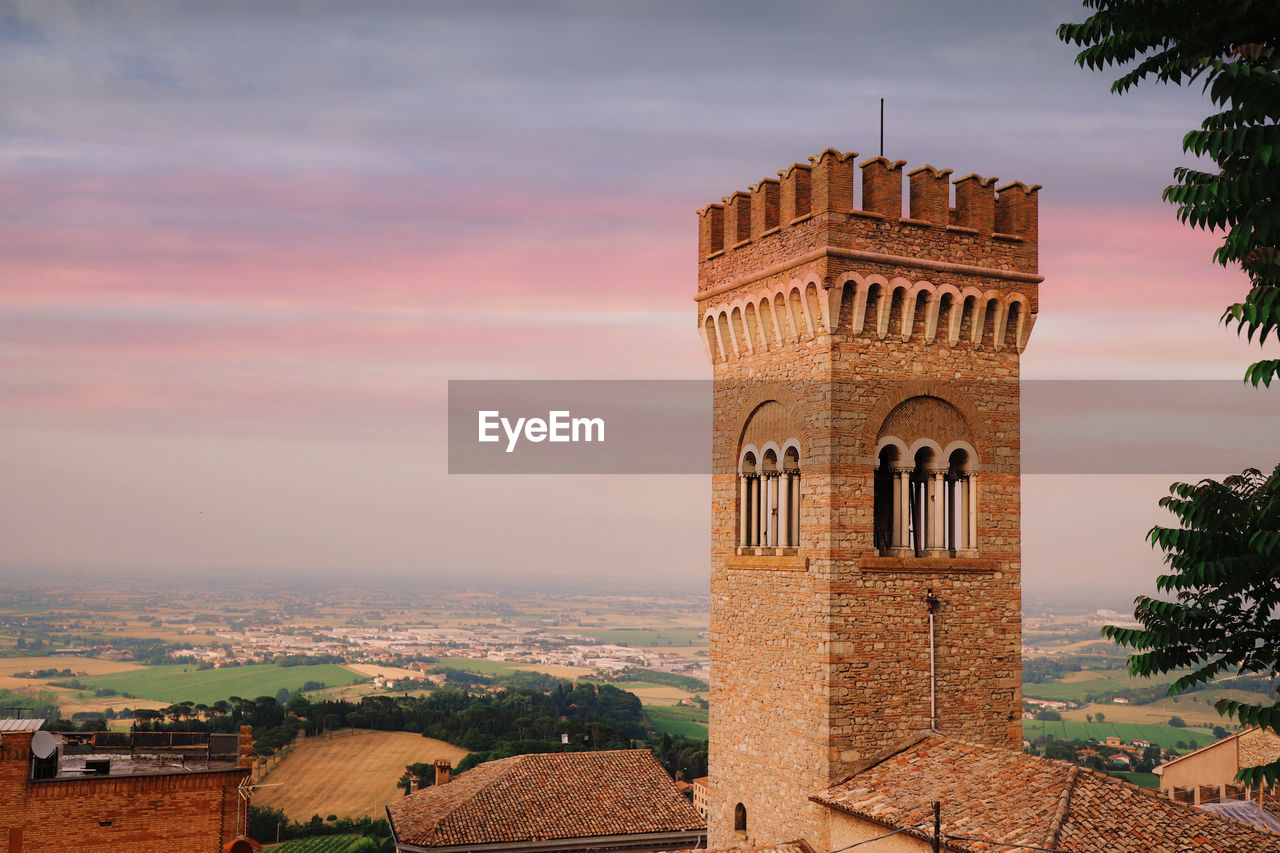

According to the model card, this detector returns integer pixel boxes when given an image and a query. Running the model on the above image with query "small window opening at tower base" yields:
[734,802,747,833]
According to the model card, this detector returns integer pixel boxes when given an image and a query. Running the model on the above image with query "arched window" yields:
[734,802,747,833]
[738,444,801,554]
[945,446,978,554]
[874,398,980,558]
[874,444,901,555]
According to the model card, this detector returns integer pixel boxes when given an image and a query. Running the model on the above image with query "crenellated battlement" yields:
[697,149,1040,297]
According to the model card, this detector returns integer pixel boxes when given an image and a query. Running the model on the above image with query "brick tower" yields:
[697,150,1040,848]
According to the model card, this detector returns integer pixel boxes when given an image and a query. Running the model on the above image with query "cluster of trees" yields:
[301,681,649,771]
[274,654,345,667]
[0,688,60,722]
[246,806,391,851]
[11,668,74,680]
[125,680,664,764]
[128,694,303,755]
[592,668,709,693]
[1059,0,1280,786]
[650,732,708,782]
[46,716,110,733]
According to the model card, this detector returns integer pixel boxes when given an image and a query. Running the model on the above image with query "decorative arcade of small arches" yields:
[737,441,801,553]
[873,436,978,557]
[700,272,1032,364]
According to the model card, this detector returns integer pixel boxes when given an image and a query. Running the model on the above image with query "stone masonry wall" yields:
[701,150,1038,850]
[0,731,249,852]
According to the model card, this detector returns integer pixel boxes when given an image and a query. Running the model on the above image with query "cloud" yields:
[0,6,44,43]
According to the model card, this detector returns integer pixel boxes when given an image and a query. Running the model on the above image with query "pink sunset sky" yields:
[1,1,1274,600]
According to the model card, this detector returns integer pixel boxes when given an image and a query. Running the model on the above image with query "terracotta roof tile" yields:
[386,750,705,848]
[812,734,1280,853]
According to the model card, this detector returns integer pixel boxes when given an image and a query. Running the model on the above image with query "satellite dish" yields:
[31,731,57,759]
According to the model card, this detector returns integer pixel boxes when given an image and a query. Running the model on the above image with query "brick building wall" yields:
[698,150,1040,849]
[0,730,251,852]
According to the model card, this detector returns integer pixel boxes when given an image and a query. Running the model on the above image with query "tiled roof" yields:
[813,733,1280,853]
[386,750,706,848]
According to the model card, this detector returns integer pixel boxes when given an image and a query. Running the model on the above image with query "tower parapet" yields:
[696,150,1042,365]
[697,150,1040,290]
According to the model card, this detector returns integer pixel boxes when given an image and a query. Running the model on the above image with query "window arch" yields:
[734,802,747,833]
[736,401,804,556]
[737,442,801,553]
[874,397,979,558]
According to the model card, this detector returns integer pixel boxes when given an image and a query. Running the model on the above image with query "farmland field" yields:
[270,834,368,852]
[512,663,594,679]
[0,655,145,677]
[1109,771,1160,789]
[1022,720,1212,752]
[614,682,698,706]
[72,663,367,705]
[432,657,519,676]
[570,627,705,647]
[343,663,423,681]
[646,704,708,739]
[254,729,468,821]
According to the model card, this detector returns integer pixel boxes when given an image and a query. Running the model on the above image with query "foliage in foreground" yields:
[1059,0,1280,786]
[1062,0,1280,384]
[1102,467,1280,785]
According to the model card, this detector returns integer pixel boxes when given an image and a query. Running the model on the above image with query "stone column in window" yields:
[778,471,791,549]
[739,475,750,548]
[747,475,758,547]
[790,472,800,546]
[927,470,946,555]
[967,472,979,553]
[946,475,957,553]
[752,471,762,545]
[767,474,778,548]
[892,467,911,554]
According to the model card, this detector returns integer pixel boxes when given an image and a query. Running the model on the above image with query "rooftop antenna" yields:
[880,98,885,158]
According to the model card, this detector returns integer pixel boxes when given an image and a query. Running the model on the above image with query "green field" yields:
[433,658,520,676]
[1022,678,1139,702]
[1023,720,1210,752]
[73,664,366,705]
[1109,771,1160,789]
[646,704,708,739]
[271,835,370,853]
[571,628,706,648]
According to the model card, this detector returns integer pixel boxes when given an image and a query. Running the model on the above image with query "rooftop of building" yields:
[0,718,45,732]
[386,749,706,850]
[1156,726,1280,775]
[12,726,248,782]
[810,733,1280,853]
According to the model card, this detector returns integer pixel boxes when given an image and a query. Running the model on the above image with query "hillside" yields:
[253,729,468,821]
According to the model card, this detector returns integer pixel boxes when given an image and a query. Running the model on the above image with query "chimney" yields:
[408,776,420,794]
[435,759,452,786]
[238,725,254,768]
